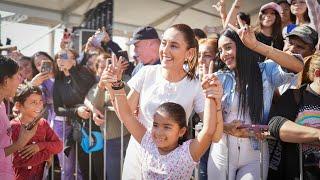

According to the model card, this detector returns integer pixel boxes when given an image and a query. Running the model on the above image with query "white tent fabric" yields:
[0,0,273,36]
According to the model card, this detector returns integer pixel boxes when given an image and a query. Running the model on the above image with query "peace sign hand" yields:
[228,15,259,50]
[99,54,125,90]
[201,61,223,104]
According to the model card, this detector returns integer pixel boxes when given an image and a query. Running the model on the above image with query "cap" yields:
[126,26,159,45]
[260,2,282,14]
[286,25,319,47]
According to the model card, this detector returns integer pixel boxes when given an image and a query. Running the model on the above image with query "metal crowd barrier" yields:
[46,105,125,180]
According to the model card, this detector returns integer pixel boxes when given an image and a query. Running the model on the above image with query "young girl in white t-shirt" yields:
[102,56,223,179]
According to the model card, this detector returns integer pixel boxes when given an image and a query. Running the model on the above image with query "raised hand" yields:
[31,72,50,86]
[228,15,259,50]
[99,54,127,90]
[212,0,226,13]
[201,61,223,105]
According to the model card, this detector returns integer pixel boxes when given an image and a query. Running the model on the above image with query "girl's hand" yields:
[228,15,259,50]
[31,72,50,86]
[19,143,40,159]
[77,106,91,120]
[201,61,223,104]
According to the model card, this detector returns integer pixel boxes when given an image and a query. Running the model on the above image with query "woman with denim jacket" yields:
[206,19,304,180]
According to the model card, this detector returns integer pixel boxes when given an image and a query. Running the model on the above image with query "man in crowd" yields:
[278,25,318,94]
[127,26,161,76]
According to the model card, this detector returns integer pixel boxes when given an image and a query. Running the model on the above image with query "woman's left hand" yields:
[228,15,259,50]
[224,120,250,138]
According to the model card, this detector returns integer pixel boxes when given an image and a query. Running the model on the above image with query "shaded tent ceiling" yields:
[0,0,273,36]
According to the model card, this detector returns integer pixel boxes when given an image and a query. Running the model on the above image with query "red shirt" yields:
[10,118,62,180]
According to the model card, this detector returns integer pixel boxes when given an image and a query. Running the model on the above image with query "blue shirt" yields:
[216,59,296,125]
[215,60,297,149]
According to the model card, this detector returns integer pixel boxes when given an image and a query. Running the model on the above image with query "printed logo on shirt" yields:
[296,106,320,168]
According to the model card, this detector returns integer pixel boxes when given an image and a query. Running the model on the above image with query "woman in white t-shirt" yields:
[124,24,206,179]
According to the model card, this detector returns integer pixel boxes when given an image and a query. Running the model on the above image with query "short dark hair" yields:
[193,28,207,39]
[14,83,42,104]
[0,55,19,85]
[156,102,187,145]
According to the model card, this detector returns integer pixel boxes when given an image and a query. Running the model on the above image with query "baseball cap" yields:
[260,2,283,14]
[286,25,319,47]
[126,26,159,45]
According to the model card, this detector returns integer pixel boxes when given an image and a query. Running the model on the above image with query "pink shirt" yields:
[0,102,14,179]
[140,131,197,180]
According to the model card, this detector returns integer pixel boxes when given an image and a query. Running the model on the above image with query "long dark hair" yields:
[170,24,199,80]
[31,51,58,77]
[0,55,19,85]
[156,102,188,145]
[221,29,264,124]
[257,9,284,49]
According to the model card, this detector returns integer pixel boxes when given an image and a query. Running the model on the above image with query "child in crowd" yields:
[11,83,62,180]
[0,55,37,179]
[102,56,222,179]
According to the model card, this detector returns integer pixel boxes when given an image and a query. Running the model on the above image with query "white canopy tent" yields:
[0,0,274,55]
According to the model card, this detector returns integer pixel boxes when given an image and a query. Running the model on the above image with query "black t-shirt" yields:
[268,85,320,180]
[256,32,284,62]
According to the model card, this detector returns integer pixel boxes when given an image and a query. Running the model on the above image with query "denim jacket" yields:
[215,59,297,149]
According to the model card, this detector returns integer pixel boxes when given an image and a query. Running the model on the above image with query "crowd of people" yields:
[0,0,320,179]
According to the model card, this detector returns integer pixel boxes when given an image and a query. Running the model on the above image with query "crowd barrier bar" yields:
[103,108,107,180]
[62,117,66,179]
[89,115,92,180]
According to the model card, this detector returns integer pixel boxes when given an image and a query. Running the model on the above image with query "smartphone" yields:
[117,50,135,75]
[25,108,46,130]
[92,32,105,47]
[40,60,52,73]
[117,50,129,61]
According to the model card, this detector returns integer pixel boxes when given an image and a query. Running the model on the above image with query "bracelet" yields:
[111,80,125,90]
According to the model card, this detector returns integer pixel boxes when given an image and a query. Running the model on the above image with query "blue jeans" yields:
[199,147,210,180]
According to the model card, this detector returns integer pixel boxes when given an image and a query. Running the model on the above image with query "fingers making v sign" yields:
[228,14,259,50]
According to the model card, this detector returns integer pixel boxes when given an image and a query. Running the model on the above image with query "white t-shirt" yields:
[128,65,205,129]
[141,131,197,180]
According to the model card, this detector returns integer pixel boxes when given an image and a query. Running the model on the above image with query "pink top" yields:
[140,131,197,180]
[0,102,14,179]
